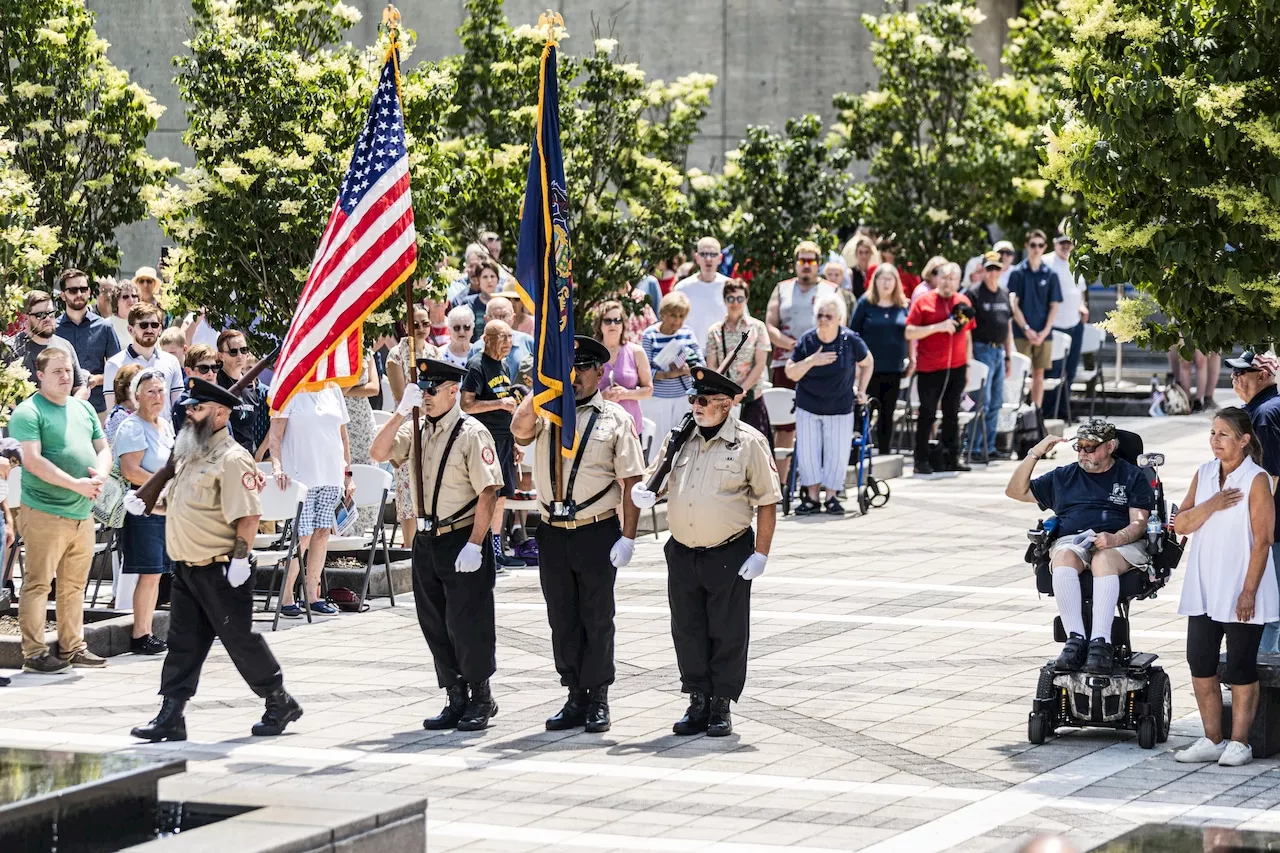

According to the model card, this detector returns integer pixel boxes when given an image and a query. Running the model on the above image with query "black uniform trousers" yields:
[160,562,283,701]
[535,517,620,690]
[411,525,497,688]
[914,365,968,464]
[665,529,755,701]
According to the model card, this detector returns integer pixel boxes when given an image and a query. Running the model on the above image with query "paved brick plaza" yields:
[4,410,1280,852]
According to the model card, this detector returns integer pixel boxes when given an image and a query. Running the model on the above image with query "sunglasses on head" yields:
[222,346,248,356]
[63,286,90,295]
[135,321,161,330]
[194,363,218,375]
[725,295,746,304]
[601,316,624,325]
[1073,441,1102,453]
[27,310,56,320]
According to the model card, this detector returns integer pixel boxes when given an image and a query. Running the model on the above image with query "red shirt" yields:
[907,290,974,373]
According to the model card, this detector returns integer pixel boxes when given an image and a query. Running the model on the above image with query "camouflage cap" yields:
[1075,419,1116,444]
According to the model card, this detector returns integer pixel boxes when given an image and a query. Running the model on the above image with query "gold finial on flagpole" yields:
[537,10,565,46]
[382,4,402,28]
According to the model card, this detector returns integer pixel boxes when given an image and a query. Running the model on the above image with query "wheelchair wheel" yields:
[1028,713,1049,745]
[1148,667,1171,743]
[1137,716,1157,749]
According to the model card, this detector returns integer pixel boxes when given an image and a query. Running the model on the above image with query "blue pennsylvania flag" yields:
[511,30,577,458]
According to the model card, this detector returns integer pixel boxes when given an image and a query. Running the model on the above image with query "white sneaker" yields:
[1218,741,1253,767]
[1175,736,1227,763]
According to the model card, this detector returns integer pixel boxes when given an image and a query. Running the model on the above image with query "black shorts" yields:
[493,434,516,499]
[1186,614,1265,685]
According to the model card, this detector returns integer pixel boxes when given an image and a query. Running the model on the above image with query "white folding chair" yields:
[508,436,539,512]
[380,375,395,412]
[762,387,797,511]
[252,478,308,630]
[1040,330,1072,397]
[325,464,395,608]
[1072,323,1107,418]
[371,409,393,430]
[960,359,989,460]
[999,352,1034,437]
[640,418,657,464]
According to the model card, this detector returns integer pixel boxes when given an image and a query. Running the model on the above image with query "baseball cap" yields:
[1054,234,1073,244]
[982,251,1002,270]
[133,266,159,283]
[1226,349,1279,375]
[992,240,1015,255]
[1076,419,1116,444]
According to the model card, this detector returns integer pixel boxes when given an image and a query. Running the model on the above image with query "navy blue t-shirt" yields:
[1244,384,1280,538]
[1007,259,1063,339]
[790,328,870,416]
[1029,458,1156,536]
[849,298,908,373]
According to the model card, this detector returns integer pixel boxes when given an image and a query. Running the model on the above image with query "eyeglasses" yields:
[222,346,248,356]
[412,321,430,329]
[725,295,746,304]
[1027,242,1046,250]
[688,394,727,407]
[118,294,139,301]
[452,324,472,332]
[816,313,836,321]
[1232,368,1260,379]
[697,251,721,259]
[601,316,624,325]
[1073,442,1102,454]
[194,363,218,375]
[27,310,56,320]
[135,321,161,330]
[63,286,90,295]
[797,257,819,265]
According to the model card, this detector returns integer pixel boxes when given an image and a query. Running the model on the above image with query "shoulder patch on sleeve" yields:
[481,446,495,465]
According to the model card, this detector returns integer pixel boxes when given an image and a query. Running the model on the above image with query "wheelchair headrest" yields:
[1114,429,1143,465]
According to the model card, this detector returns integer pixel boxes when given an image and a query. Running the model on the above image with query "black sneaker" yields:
[824,497,844,515]
[1055,634,1088,671]
[970,451,989,465]
[795,495,820,515]
[130,635,168,655]
[23,654,72,674]
[914,460,935,476]
[1085,639,1115,674]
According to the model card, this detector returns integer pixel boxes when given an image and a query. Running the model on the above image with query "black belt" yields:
[679,528,749,553]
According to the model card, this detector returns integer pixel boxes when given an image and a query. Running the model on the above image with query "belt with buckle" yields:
[690,528,749,553]
[428,516,475,536]
[182,556,230,568]
[546,508,618,530]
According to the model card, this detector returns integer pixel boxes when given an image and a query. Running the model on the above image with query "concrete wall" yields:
[86,0,1018,274]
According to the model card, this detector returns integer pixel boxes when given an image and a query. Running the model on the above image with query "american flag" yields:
[269,53,417,413]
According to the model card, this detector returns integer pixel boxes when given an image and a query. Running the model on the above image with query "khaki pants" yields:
[18,506,95,660]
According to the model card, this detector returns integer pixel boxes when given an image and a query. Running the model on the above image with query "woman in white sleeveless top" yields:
[1173,407,1278,767]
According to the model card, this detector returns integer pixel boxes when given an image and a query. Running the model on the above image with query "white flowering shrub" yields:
[0,136,59,318]
[834,0,1009,268]
[0,0,175,291]
[1047,0,1280,351]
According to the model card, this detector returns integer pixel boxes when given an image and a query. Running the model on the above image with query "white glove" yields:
[124,490,147,516]
[396,383,424,418]
[226,557,252,588]
[738,552,767,580]
[610,536,635,568]
[630,483,657,509]
[455,541,483,573]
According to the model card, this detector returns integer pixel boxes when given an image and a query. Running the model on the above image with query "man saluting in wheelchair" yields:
[1006,419,1157,674]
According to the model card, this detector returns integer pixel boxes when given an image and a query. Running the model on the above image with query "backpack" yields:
[1013,407,1046,460]
[1158,374,1192,416]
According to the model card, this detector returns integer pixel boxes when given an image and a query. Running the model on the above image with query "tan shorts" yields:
[1050,538,1147,570]
[1016,338,1053,371]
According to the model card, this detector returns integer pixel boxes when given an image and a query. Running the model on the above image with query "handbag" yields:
[92,462,128,528]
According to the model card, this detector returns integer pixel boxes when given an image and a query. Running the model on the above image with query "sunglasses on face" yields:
[452,324,472,332]
[725,295,746,304]
[63,286,90,296]
[688,394,727,407]
[194,363,218,375]
[816,313,836,321]
[601,316,624,325]
[999,249,1015,256]
[222,346,248,357]
[1073,442,1102,454]
[1233,368,1260,379]
[135,321,161,330]
[412,321,430,329]
[27,310,55,320]
[1027,242,1046,250]
[420,381,449,396]
[797,257,819,265]
[697,251,721,259]
[118,294,139,301]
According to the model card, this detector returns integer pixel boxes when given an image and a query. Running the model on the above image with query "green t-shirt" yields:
[9,393,104,520]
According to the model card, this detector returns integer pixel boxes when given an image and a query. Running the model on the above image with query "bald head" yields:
[483,319,513,358]
[485,296,514,325]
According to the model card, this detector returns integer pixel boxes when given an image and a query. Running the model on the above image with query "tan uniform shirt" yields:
[389,405,503,523]
[517,393,646,515]
[659,415,781,548]
[165,428,263,563]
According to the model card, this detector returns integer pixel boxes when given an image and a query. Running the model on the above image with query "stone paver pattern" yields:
[4,410,1280,852]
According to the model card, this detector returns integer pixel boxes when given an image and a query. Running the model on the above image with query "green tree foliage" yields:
[1046,0,1280,351]
[155,0,454,348]
[0,0,174,288]
[0,137,59,317]
[425,0,714,323]
[689,116,866,314]
[834,0,1006,269]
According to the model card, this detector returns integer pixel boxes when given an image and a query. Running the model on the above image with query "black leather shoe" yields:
[672,691,710,736]
[1085,639,1115,674]
[944,455,971,472]
[131,697,187,742]
[251,688,303,736]
[130,634,168,655]
[0,674,8,687]
[424,683,469,730]
[546,688,589,731]
[456,680,498,731]
[1056,633,1088,671]
[584,686,611,733]
[914,459,935,476]
[706,696,733,737]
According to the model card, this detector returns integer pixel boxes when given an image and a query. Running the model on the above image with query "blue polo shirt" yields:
[1244,384,1280,539]
[1029,458,1155,536]
[790,328,871,416]
[1007,259,1063,339]
[56,311,120,413]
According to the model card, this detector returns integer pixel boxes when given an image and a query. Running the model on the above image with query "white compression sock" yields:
[1091,575,1120,642]
[1053,566,1086,637]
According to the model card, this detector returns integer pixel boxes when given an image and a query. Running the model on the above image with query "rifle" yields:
[642,329,751,495]
[134,346,280,513]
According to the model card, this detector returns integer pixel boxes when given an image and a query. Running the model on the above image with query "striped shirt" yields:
[640,323,702,399]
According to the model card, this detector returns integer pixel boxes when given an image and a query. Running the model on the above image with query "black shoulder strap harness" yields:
[428,417,476,535]
[545,407,612,517]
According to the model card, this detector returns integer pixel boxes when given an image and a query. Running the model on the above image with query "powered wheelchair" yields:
[1024,429,1185,749]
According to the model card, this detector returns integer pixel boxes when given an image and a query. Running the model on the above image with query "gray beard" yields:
[174,416,216,462]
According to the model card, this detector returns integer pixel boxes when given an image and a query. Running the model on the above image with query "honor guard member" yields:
[131,377,301,743]
[370,358,504,732]
[631,366,781,737]
[511,336,647,733]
